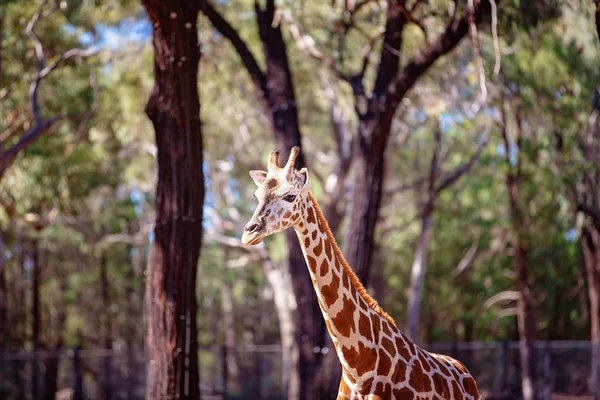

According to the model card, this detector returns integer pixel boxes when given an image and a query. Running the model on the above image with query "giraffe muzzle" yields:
[242,219,265,245]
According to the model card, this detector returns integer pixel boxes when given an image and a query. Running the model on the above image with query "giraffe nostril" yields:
[245,222,260,233]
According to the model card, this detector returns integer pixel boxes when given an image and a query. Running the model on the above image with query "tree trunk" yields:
[255,4,324,397]
[583,225,600,373]
[0,230,5,349]
[406,203,434,340]
[31,238,40,400]
[99,253,113,400]
[506,169,536,400]
[220,252,240,395]
[262,258,302,400]
[142,1,204,398]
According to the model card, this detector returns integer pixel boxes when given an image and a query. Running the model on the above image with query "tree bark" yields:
[583,226,600,355]
[406,203,434,340]
[100,253,113,400]
[220,252,240,396]
[30,239,41,400]
[200,2,323,398]
[502,98,536,400]
[142,1,204,398]
[344,0,491,286]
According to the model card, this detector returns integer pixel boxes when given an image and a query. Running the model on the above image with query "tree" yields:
[200,2,322,398]
[142,1,204,397]
[406,123,490,340]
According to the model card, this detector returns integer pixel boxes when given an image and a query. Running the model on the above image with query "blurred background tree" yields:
[0,0,599,399]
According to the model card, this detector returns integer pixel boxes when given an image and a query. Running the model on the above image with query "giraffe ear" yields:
[299,167,311,189]
[249,170,267,187]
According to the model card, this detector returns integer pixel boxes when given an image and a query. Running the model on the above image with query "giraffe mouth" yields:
[241,231,264,245]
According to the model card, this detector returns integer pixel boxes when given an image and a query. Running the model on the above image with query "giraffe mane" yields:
[308,191,396,326]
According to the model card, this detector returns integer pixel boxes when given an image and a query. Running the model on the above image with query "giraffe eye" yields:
[283,194,296,203]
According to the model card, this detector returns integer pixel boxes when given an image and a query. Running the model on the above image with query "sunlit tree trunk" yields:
[583,226,600,366]
[501,97,536,400]
[99,253,113,400]
[142,1,204,397]
[200,2,322,398]
[220,251,240,396]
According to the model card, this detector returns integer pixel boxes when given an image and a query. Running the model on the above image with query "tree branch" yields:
[200,0,268,100]
[435,123,491,194]
[392,0,491,104]
[0,115,61,179]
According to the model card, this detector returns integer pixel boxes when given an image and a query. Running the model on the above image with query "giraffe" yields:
[242,147,483,400]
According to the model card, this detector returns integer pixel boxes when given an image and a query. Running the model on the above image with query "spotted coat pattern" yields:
[242,148,483,400]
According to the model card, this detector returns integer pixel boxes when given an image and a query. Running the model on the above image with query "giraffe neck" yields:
[294,192,401,386]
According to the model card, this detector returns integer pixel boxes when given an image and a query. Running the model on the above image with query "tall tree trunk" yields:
[200,2,321,396]
[99,253,113,400]
[43,312,65,400]
[0,230,5,349]
[142,2,204,398]
[220,252,240,396]
[583,226,600,365]
[406,203,434,340]
[502,96,536,400]
[31,238,40,400]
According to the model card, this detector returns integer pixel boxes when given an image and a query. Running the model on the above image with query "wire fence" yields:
[0,341,598,399]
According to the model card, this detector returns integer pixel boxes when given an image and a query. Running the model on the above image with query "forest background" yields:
[1,0,600,399]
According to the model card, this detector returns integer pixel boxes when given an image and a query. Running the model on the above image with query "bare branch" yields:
[484,290,520,309]
[435,123,491,193]
[467,0,487,108]
[0,115,61,179]
[392,0,491,104]
[200,0,268,100]
[451,240,479,279]
[490,0,501,76]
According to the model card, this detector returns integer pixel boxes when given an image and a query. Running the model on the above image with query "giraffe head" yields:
[242,147,311,245]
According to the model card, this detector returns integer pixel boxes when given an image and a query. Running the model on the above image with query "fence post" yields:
[73,347,83,400]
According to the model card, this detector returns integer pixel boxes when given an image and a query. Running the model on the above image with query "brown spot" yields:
[304,237,310,248]
[314,239,323,257]
[358,313,373,342]
[370,313,381,338]
[392,358,407,382]
[341,344,359,365]
[318,259,328,277]
[382,336,394,353]
[376,348,392,375]
[418,351,431,373]
[342,271,351,290]
[396,337,411,361]
[431,372,449,396]
[382,321,392,337]
[302,228,309,235]
[461,376,478,396]
[354,342,377,376]
[311,230,317,240]
[307,255,318,274]
[283,211,292,219]
[293,213,299,220]
[393,388,414,399]
[409,360,431,392]
[307,207,316,224]
[331,294,356,337]
[360,377,374,393]
[266,179,277,189]
[436,358,450,376]
[324,240,332,259]
[321,271,340,307]
[452,380,463,400]
[374,382,390,398]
